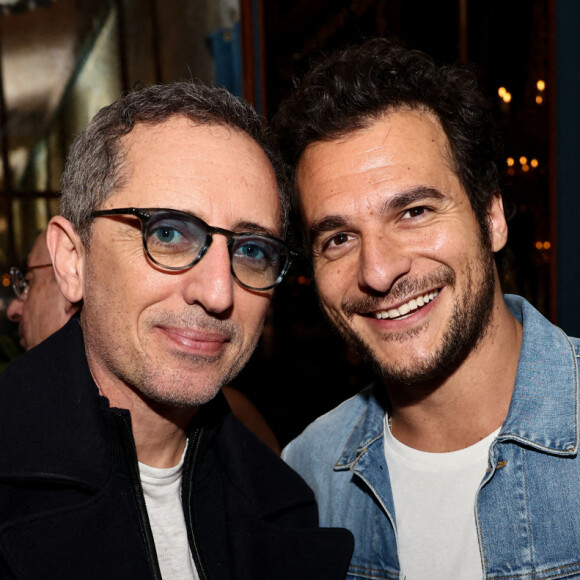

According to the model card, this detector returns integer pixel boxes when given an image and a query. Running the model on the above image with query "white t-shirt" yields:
[139,450,200,580]
[383,415,499,580]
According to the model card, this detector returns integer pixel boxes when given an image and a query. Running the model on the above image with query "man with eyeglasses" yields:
[7,230,78,350]
[7,230,281,455]
[0,82,352,580]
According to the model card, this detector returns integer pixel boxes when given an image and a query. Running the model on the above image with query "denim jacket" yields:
[283,295,580,580]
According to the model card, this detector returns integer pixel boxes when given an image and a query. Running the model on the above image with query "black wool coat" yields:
[0,317,353,579]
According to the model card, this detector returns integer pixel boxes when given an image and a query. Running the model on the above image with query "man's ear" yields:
[46,216,85,304]
[487,193,508,253]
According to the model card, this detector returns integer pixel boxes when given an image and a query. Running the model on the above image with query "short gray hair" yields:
[60,81,288,244]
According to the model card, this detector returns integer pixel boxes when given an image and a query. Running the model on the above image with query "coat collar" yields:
[0,316,113,489]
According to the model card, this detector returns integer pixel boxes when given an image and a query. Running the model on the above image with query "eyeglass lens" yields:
[9,267,28,300]
[144,211,288,290]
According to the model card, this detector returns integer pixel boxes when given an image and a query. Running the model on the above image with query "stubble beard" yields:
[82,267,262,409]
[323,237,497,388]
[132,311,260,408]
[86,309,262,409]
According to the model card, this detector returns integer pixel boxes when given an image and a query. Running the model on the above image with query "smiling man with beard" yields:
[275,39,580,579]
[0,82,353,580]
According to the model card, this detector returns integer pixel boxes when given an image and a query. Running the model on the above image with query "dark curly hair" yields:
[61,81,288,245]
[273,38,502,238]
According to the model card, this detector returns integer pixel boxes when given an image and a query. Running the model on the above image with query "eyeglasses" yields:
[9,263,52,301]
[91,207,292,291]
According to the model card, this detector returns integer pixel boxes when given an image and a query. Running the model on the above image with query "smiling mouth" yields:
[372,290,440,320]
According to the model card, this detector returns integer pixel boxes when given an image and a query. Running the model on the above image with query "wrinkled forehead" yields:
[107,118,282,232]
[297,109,455,195]
[296,106,454,186]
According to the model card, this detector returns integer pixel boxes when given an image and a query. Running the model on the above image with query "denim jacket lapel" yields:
[500,295,578,455]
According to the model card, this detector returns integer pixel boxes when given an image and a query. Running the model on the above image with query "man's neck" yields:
[130,400,194,468]
[386,293,523,453]
[88,362,197,468]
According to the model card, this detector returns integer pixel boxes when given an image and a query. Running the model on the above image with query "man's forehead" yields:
[298,110,452,190]
[104,116,281,231]
[121,116,250,155]
[119,117,272,177]
[299,107,447,161]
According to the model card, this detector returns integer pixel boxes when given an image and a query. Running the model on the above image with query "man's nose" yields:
[6,297,23,322]
[182,237,235,314]
[357,234,412,294]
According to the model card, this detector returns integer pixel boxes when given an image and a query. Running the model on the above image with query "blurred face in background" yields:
[7,232,77,350]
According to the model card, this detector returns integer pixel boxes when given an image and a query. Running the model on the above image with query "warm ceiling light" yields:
[531,159,539,168]
[503,92,512,103]
[536,95,543,105]
[498,87,507,97]
[537,80,546,91]
[519,156,528,165]
[507,157,515,166]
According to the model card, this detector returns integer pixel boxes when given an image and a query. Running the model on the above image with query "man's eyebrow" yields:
[309,216,349,246]
[383,186,446,213]
[236,221,280,238]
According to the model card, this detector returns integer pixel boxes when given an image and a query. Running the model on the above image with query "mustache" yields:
[340,266,456,317]
[146,309,238,340]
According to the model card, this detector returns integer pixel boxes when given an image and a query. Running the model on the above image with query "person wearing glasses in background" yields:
[7,231,77,351]
[0,82,353,580]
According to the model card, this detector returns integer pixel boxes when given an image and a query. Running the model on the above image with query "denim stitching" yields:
[488,558,580,579]
[521,446,535,575]
[348,563,399,579]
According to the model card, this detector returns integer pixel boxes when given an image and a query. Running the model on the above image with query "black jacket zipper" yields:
[113,410,163,580]
[181,427,209,580]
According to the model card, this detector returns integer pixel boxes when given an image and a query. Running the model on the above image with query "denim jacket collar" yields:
[499,294,578,455]
[335,386,386,469]
[335,294,579,469]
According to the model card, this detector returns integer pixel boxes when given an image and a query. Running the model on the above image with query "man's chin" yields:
[133,359,233,409]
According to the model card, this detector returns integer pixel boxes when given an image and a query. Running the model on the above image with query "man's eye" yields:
[316,232,355,258]
[153,226,182,244]
[147,223,194,256]
[402,207,427,219]
[235,241,272,264]
[326,233,351,248]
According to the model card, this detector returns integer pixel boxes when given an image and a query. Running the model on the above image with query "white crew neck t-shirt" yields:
[383,415,499,579]
[139,448,200,580]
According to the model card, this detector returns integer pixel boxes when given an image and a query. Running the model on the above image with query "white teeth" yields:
[374,290,439,320]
